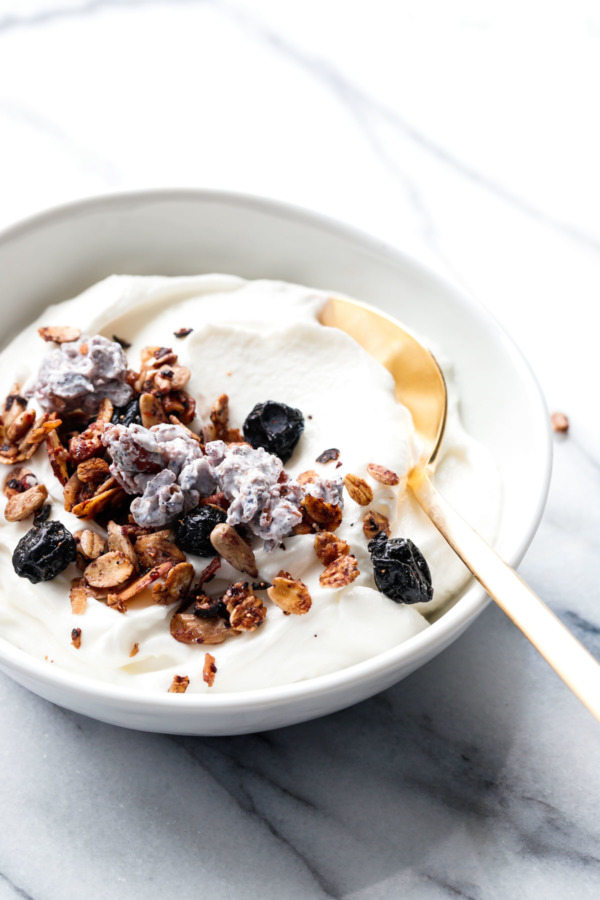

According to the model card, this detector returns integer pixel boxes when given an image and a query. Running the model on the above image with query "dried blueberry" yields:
[368,531,433,604]
[111,398,142,427]
[174,505,227,557]
[12,521,77,584]
[243,401,304,463]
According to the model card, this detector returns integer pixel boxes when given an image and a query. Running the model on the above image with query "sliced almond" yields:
[170,612,231,645]
[366,463,400,486]
[107,520,139,571]
[38,325,81,343]
[314,531,350,566]
[77,457,110,484]
[203,653,217,687]
[222,582,266,631]
[168,675,190,694]
[302,494,342,531]
[4,483,48,522]
[152,562,195,606]
[319,554,359,589]
[77,529,107,560]
[96,398,114,424]
[108,561,173,604]
[84,551,135,589]
[139,392,167,428]
[267,571,312,615]
[69,577,88,614]
[6,409,36,444]
[210,523,258,577]
[72,486,125,519]
[363,510,391,540]
[344,473,373,506]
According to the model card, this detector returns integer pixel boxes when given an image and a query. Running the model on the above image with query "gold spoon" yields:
[321,295,600,721]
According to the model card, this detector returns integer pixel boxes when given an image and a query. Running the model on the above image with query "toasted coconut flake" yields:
[363,510,391,540]
[268,571,312,615]
[109,561,173,604]
[314,531,350,566]
[84,551,135,589]
[38,325,81,344]
[134,530,186,568]
[152,562,195,606]
[76,529,107,560]
[223,582,266,631]
[4,483,48,522]
[77,457,110,484]
[302,494,343,531]
[366,463,400,486]
[210,523,258,577]
[139,392,167,428]
[344,473,374,506]
[203,653,217,687]
[170,612,231,645]
[69,577,88,614]
[168,675,190,693]
[319,554,359,589]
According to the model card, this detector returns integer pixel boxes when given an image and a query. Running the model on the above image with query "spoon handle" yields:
[410,470,600,721]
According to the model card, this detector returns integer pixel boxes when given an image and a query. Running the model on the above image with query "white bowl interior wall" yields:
[0,191,551,734]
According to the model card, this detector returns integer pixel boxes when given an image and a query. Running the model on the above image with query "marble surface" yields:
[1,2,599,898]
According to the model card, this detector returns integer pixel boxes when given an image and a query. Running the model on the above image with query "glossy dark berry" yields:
[33,504,52,525]
[243,401,304,463]
[174,505,227,557]
[368,532,433,604]
[12,521,77,584]
[111,398,142,427]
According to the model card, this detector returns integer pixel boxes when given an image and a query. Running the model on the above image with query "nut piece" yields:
[130,643,139,657]
[72,485,125,519]
[362,510,391,540]
[223,582,266,631]
[319,554,359,589]
[366,463,400,486]
[77,457,110,484]
[344,473,374,506]
[4,483,48,522]
[314,531,351,566]
[3,467,38,499]
[170,612,231,645]
[77,529,107,560]
[45,429,70,485]
[152,562,194,605]
[108,561,174,604]
[210,523,258,577]
[267,571,312,615]
[203,653,217,687]
[302,494,342,531]
[71,627,82,649]
[107,520,139,570]
[551,412,569,433]
[70,577,88,614]
[139,392,167,428]
[84,551,135,589]
[168,675,190,693]
[134,530,186,568]
[38,326,81,343]
[6,409,37,443]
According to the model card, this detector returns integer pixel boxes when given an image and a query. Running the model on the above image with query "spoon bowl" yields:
[322,293,600,722]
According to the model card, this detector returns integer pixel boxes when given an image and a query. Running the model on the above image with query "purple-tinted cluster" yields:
[102,422,343,548]
[31,334,132,415]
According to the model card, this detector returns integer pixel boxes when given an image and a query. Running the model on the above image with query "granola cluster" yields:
[2,324,423,694]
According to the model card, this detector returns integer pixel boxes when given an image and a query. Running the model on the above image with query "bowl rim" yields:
[0,187,553,711]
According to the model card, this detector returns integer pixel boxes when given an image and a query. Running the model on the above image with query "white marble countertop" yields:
[1,2,599,898]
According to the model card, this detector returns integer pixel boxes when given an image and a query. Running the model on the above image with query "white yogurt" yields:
[0,275,501,693]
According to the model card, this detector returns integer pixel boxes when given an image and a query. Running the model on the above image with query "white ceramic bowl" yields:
[0,190,551,734]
